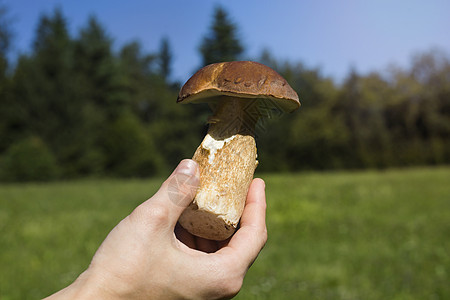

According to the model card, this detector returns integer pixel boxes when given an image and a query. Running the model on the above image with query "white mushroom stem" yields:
[178,97,259,240]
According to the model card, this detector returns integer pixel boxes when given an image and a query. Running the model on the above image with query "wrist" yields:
[46,269,122,300]
[72,268,124,300]
[68,268,177,300]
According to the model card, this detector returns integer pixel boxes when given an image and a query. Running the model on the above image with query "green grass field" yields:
[1,167,449,299]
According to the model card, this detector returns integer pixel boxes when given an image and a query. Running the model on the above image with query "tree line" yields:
[0,6,449,181]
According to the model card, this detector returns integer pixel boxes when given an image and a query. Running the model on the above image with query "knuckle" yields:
[211,276,243,299]
[146,204,170,226]
[250,224,268,249]
[223,263,245,296]
[199,260,244,299]
[131,203,169,228]
[224,277,244,297]
[261,226,268,246]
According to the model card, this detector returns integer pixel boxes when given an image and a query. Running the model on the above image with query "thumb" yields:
[153,159,200,225]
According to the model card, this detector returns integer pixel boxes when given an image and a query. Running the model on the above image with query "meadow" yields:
[0,166,449,299]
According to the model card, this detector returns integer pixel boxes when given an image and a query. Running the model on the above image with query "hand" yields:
[46,159,267,299]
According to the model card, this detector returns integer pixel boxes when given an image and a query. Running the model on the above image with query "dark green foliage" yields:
[1,7,449,181]
[0,3,17,158]
[255,49,450,172]
[0,3,12,157]
[10,10,97,178]
[199,5,244,66]
[0,1,12,77]
[74,16,127,119]
[0,136,59,181]
[158,36,172,81]
[118,40,158,122]
[102,112,165,177]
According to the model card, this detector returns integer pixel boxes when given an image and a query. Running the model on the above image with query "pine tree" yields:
[158,36,172,81]
[74,16,127,118]
[6,9,78,177]
[0,2,11,78]
[199,6,244,66]
[24,8,75,142]
[72,16,135,175]
[0,2,13,152]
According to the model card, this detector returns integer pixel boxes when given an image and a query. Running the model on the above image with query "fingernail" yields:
[168,160,199,207]
[175,159,198,177]
[258,178,266,190]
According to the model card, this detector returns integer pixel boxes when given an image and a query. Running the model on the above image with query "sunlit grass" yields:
[241,167,450,299]
[0,167,449,299]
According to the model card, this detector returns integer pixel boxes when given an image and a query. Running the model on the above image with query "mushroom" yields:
[177,61,300,240]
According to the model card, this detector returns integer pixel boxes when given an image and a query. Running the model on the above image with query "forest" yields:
[0,6,449,181]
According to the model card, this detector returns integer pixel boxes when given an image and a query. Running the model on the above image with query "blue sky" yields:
[5,0,450,83]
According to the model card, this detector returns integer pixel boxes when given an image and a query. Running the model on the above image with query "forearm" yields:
[44,270,117,300]
[45,267,187,300]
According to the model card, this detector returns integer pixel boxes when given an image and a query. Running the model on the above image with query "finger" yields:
[195,236,219,253]
[218,178,267,267]
[137,159,200,228]
[239,178,266,230]
[175,222,196,249]
[158,159,199,223]
[217,237,231,249]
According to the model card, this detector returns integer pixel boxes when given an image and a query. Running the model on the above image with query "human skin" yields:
[45,159,267,299]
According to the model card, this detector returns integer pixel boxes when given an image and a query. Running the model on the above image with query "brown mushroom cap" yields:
[177,61,300,113]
